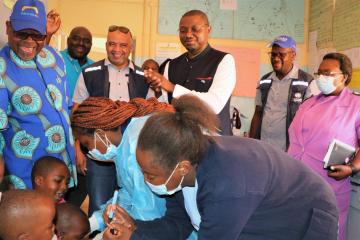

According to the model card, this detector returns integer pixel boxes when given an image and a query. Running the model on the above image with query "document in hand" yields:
[323,139,356,169]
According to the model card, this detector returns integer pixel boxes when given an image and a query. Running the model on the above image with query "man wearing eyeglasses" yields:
[0,0,76,190]
[144,10,236,135]
[72,25,149,215]
[249,35,316,151]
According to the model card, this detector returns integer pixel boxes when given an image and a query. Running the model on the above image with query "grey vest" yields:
[256,69,313,148]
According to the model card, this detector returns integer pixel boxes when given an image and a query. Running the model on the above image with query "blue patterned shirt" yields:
[0,45,76,189]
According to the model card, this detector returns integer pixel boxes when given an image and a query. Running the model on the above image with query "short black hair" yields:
[31,156,68,186]
[323,52,352,85]
[137,95,219,171]
[181,10,209,25]
[55,203,90,239]
[0,190,54,239]
[142,59,160,71]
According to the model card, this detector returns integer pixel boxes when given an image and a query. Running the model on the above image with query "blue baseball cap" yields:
[268,35,296,50]
[10,0,47,35]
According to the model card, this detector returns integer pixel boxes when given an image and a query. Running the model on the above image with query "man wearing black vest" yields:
[72,25,148,215]
[144,10,236,135]
[249,35,316,151]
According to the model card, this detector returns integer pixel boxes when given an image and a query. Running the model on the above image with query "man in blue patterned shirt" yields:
[0,0,76,189]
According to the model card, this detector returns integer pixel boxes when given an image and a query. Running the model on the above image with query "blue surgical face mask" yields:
[315,75,338,95]
[87,130,118,162]
[146,163,184,196]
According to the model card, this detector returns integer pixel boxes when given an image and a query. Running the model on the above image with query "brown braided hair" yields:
[71,97,174,135]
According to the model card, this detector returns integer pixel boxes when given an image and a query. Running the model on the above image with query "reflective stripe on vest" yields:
[259,79,272,85]
[292,81,309,87]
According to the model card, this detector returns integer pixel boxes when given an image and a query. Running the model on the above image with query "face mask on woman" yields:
[146,163,184,196]
[315,75,340,95]
[87,130,118,162]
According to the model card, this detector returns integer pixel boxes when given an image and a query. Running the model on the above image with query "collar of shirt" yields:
[62,49,93,72]
[185,44,211,63]
[104,58,135,71]
[269,64,299,82]
[315,86,352,106]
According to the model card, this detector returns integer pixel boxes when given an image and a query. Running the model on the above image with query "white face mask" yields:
[87,130,117,162]
[146,163,184,196]
[315,75,339,95]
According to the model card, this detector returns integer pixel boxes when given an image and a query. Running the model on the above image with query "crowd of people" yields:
[0,0,360,240]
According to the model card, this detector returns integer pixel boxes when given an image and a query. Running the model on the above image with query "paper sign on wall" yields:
[219,0,237,10]
[214,46,261,97]
[155,42,182,63]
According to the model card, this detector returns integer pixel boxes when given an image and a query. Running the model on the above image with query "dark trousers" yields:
[86,158,118,216]
[66,173,87,207]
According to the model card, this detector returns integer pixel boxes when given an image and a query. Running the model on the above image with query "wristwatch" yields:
[347,162,359,177]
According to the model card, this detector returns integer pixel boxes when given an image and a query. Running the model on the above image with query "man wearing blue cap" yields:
[0,0,76,189]
[249,35,315,151]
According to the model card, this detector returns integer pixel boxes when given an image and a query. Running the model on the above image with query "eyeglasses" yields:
[267,51,293,59]
[108,25,132,38]
[314,71,343,77]
[12,30,46,41]
[178,25,208,34]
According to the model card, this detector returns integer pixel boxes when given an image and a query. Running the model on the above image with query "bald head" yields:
[55,203,90,240]
[67,26,92,63]
[0,190,55,240]
[69,26,91,37]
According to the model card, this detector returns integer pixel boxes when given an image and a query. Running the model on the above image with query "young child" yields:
[55,203,90,240]
[142,59,166,102]
[31,156,70,204]
[0,190,56,240]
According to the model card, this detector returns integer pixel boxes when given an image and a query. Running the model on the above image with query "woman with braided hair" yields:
[70,96,176,235]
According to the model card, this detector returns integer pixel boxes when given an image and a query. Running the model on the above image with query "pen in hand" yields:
[108,190,119,222]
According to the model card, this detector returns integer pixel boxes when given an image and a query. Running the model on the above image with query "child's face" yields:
[36,164,70,202]
[57,227,90,240]
[142,60,159,72]
[56,218,90,240]
[28,198,56,240]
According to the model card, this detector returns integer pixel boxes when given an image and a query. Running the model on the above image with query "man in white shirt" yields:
[144,10,236,135]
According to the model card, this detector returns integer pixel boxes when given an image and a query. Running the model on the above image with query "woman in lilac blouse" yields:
[288,53,360,240]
